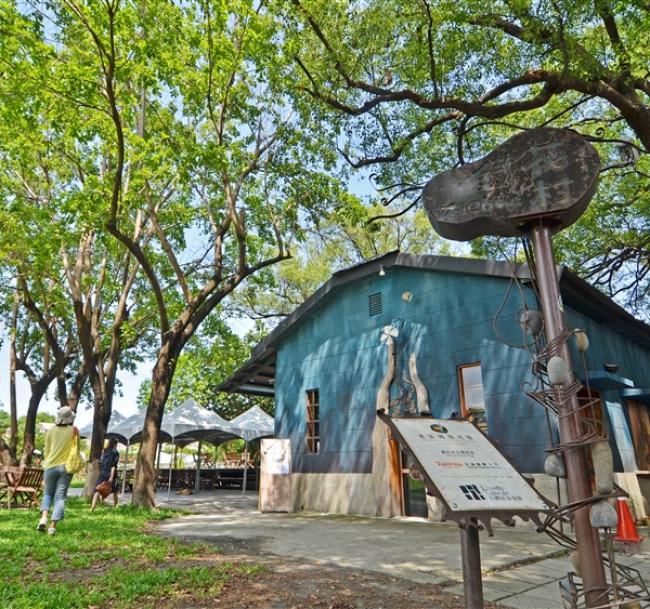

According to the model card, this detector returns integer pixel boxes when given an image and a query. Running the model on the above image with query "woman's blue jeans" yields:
[41,465,73,522]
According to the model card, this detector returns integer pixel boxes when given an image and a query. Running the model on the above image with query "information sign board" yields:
[260,438,293,513]
[391,418,549,513]
[261,438,291,475]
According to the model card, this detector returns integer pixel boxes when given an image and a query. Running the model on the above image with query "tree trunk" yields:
[0,437,17,466]
[66,365,86,411]
[83,376,110,498]
[131,342,179,507]
[9,298,18,456]
[20,380,50,466]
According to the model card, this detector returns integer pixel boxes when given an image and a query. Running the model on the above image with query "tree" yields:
[0,275,84,466]
[285,0,650,315]
[0,0,176,490]
[235,204,452,320]
[0,408,55,464]
[28,0,348,507]
[136,314,268,419]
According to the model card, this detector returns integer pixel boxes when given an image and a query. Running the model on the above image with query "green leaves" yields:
[284,0,650,316]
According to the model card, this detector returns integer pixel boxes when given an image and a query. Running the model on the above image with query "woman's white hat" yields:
[55,406,76,425]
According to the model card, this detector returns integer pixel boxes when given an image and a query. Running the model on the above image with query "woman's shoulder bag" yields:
[65,429,86,474]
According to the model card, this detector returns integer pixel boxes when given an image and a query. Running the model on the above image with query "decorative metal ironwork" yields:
[523,324,649,607]
[420,127,647,608]
[559,537,650,609]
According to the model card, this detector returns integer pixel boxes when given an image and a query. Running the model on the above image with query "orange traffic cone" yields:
[613,497,642,543]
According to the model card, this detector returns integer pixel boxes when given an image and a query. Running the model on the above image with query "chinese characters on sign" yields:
[391,418,549,513]
[422,128,600,241]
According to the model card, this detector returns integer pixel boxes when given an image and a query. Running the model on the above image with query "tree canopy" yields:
[0,0,352,505]
[1,0,649,498]
[285,0,650,316]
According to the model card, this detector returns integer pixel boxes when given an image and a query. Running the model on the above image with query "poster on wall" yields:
[261,438,291,475]
[260,438,293,513]
[391,418,549,513]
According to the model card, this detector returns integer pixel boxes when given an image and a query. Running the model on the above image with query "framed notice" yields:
[389,418,549,514]
[261,438,291,475]
[260,439,293,513]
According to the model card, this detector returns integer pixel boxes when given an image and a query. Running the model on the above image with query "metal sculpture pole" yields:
[421,128,613,608]
[530,224,606,605]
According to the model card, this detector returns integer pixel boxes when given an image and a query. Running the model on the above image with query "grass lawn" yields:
[0,498,260,609]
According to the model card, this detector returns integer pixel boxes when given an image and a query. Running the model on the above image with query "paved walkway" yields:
[149,490,649,609]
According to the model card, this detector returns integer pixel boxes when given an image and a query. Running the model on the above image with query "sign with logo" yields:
[391,418,548,513]
[422,128,600,241]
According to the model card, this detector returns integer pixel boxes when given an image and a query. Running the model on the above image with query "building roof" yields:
[217,252,650,397]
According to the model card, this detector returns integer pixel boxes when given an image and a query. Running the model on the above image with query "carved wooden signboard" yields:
[422,128,600,241]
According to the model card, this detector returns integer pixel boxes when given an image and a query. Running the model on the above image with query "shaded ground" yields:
[116,490,648,609]
[156,551,505,609]
[214,560,502,609]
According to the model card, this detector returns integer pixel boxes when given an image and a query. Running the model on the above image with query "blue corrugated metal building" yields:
[221,253,650,517]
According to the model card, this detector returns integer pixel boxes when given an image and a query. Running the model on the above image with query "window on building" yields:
[306,389,320,454]
[458,363,487,431]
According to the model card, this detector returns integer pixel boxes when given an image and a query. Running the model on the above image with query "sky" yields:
[0,340,143,429]
[0,316,256,429]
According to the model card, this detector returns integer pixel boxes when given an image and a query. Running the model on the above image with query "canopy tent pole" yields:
[241,440,249,495]
[167,441,176,498]
[121,441,130,495]
[195,440,203,494]
[156,443,162,491]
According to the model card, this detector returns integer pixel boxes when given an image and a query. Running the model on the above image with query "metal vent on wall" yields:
[368,292,383,317]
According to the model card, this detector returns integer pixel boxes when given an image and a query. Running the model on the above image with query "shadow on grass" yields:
[0,497,250,609]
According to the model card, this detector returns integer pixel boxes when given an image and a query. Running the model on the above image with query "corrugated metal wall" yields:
[274,267,650,475]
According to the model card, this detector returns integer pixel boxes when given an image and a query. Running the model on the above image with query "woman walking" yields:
[91,438,120,511]
[37,407,78,535]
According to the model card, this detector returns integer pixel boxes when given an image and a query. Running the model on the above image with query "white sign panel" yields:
[261,438,291,475]
[392,418,548,513]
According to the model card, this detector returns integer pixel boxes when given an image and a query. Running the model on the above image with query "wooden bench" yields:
[0,467,44,508]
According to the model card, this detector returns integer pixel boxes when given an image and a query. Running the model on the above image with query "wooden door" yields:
[627,400,650,471]
[388,439,405,515]
[578,387,605,491]
[578,387,606,439]
[400,449,428,517]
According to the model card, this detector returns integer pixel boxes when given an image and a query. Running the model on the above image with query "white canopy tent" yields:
[162,399,241,495]
[228,405,274,442]
[79,401,274,496]
[78,410,126,440]
[225,405,275,494]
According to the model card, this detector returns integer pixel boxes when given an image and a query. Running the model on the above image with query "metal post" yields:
[530,225,606,605]
[167,442,175,498]
[195,440,202,494]
[121,441,129,494]
[460,519,483,609]
[241,440,249,495]
[155,443,161,495]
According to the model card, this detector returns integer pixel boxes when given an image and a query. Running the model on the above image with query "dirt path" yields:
[157,537,505,609]
[213,559,502,609]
